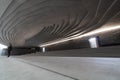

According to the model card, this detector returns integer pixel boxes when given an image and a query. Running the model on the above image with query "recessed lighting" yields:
[40,25,120,47]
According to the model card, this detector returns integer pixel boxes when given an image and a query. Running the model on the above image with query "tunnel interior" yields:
[0,0,119,56]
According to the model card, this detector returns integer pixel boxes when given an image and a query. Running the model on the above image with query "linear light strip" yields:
[40,25,120,47]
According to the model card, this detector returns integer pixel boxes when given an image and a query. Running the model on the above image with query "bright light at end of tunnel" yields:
[40,25,120,47]
[0,44,7,49]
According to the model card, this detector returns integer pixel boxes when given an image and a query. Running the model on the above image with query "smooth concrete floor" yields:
[0,56,73,80]
[13,55,120,80]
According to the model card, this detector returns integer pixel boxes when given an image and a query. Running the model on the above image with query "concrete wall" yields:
[2,47,40,56]
[45,39,90,51]
[37,46,120,57]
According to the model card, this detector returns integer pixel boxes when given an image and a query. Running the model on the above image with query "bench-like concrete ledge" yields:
[34,46,120,57]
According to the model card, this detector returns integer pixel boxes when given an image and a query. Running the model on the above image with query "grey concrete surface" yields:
[0,0,12,18]
[0,0,120,47]
[27,46,120,57]
[14,55,120,80]
[0,56,73,80]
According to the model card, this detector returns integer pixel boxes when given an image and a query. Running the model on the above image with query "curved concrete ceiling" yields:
[0,0,120,47]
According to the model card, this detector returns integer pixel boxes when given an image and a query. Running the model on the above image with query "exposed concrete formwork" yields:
[0,0,119,47]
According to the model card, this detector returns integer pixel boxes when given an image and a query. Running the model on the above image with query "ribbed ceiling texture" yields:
[0,0,120,47]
